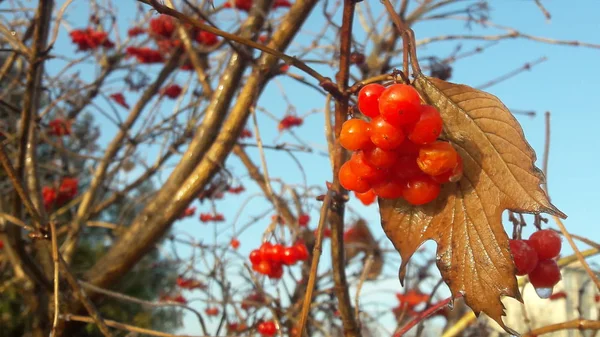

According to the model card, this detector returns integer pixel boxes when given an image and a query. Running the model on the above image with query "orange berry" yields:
[340,119,372,151]
[417,141,459,176]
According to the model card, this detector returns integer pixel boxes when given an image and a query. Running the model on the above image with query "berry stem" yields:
[395,294,462,336]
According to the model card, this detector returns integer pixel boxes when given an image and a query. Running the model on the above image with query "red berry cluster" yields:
[42,177,79,210]
[278,115,303,131]
[227,185,245,194]
[160,293,187,304]
[199,213,225,222]
[127,27,146,37]
[176,275,206,290]
[178,206,196,219]
[239,128,253,139]
[161,84,183,99]
[509,229,562,291]
[205,307,219,316]
[125,47,164,64]
[339,83,463,205]
[48,119,72,136]
[110,93,130,109]
[249,242,309,279]
[256,320,277,336]
[69,28,114,51]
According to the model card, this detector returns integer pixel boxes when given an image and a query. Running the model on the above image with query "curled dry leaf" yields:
[344,219,383,280]
[379,75,566,333]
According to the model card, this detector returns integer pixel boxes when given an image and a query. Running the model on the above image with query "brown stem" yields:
[329,1,360,336]
[298,191,333,335]
[523,319,600,336]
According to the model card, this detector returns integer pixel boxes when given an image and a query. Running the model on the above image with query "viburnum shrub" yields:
[339,82,463,205]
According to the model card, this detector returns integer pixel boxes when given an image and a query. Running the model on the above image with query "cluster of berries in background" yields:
[249,241,309,279]
[256,320,277,336]
[199,212,225,223]
[69,27,114,51]
[42,177,79,210]
[48,118,72,136]
[278,115,303,131]
[509,229,563,296]
[340,83,463,206]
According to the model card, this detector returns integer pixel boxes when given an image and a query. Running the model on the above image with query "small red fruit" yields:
[254,260,273,275]
[257,321,277,336]
[339,161,371,193]
[431,156,463,183]
[528,259,561,289]
[282,247,299,265]
[230,238,240,249]
[372,178,405,200]
[205,307,219,316]
[268,244,285,262]
[294,242,309,261]
[362,147,398,169]
[378,84,421,126]
[354,189,377,206]
[298,214,310,227]
[509,239,539,275]
[417,141,459,176]
[408,105,443,144]
[357,83,386,118]
[528,229,562,260]
[402,175,441,205]
[340,119,372,151]
[249,249,262,264]
[369,116,406,150]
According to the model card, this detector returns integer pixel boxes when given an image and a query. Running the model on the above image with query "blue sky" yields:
[23,0,600,335]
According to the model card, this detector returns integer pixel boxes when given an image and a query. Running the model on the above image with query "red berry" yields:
[509,240,539,276]
[431,156,463,183]
[362,147,398,169]
[298,214,310,227]
[372,178,405,199]
[354,189,377,206]
[396,140,420,156]
[205,307,219,316]
[339,119,372,151]
[402,175,441,205]
[257,321,277,336]
[528,259,561,288]
[349,151,384,182]
[369,116,406,150]
[393,156,421,181]
[259,242,274,261]
[269,261,284,279]
[249,249,262,265]
[254,260,272,275]
[408,105,443,144]
[230,238,241,250]
[528,230,562,260]
[417,141,459,176]
[378,84,421,127]
[339,161,371,193]
[268,244,285,262]
[357,84,386,118]
[282,247,299,265]
[294,242,309,261]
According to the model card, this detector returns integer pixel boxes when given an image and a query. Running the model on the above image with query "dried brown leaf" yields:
[379,75,566,332]
[344,219,383,280]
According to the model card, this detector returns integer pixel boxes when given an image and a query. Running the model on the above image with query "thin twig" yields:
[523,319,600,337]
[398,295,461,336]
[476,57,547,90]
[298,191,333,335]
[533,0,552,21]
[354,255,374,327]
[50,221,60,337]
[60,315,205,337]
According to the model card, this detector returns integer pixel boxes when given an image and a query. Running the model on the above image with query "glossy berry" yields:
[259,242,274,261]
[257,321,277,336]
[298,214,310,227]
[268,244,285,262]
[369,116,406,150]
[339,161,371,193]
[528,259,561,288]
[408,105,443,144]
[357,84,386,118]
[282,247,299,265]
[417,141,459,176]
[230,238,241,250]
[509,239,539,275]
[269,262,284,279]
[432,156,463,183]
[340,119,372,151]
[402,175,441,206]
[378,84,421,126]
[349,151,384,182]
[528,229,562,260]
[354,189,377,206]
[373,178,405,199]
[254,260,272,275]
[363,147,398,169]
[294,242,309,261]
